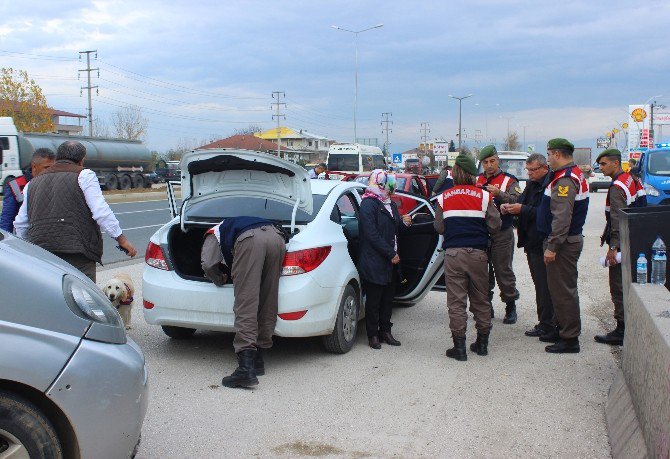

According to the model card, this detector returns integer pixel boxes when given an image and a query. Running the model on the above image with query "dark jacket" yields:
[0,169,31,232]
[27,161,103,263]
[516,174,547,252]
[358,197,404,285]
[218,217,275,267]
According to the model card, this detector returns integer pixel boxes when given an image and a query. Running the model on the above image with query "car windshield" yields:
[184,195,327,224]
[479,158,528,180]
[648,150,670,176]
[328,154,359,171]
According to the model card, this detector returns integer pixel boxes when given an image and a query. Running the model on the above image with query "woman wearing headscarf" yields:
[358,169,412,349]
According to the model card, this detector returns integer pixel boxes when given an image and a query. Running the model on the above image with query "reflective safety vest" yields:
[477,170,517,230]
[603,172,646,245]
[8,175,28,204]
[537,165,589,238]
[437,185,492,250]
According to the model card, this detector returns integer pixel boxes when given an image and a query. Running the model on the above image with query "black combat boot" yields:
[222,349,258,388]
[539,326,561,343]
[503,301,517,324]
[254,348,265,376]
[594,321,624,346]
[469,332,490,356]
[379,330,401,346]
[446,336,467,361]
[545,338,580,354]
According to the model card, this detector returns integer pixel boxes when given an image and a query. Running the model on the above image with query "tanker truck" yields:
[0,117,153,191]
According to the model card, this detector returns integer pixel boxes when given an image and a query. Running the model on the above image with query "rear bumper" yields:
[142,266,347,337]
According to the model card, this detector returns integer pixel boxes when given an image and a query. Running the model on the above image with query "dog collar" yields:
[120,283,133,306]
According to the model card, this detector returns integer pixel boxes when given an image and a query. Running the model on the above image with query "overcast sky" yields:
[1,0,668,154]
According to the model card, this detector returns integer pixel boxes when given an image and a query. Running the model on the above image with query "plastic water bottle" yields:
[651,236,667,285]
[636,253,647,284]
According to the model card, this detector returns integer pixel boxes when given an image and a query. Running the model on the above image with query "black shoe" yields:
[469,332,490,356]
[594,320,625,346]
[446,336,467,361]
[254,348,265,376]
[368,335,381,350]
[222,349,259,388]
[503,301,517,324]
[545,338,580,354]
[524,324,546,337]
[379,331,401,346]
[539,327,560,343]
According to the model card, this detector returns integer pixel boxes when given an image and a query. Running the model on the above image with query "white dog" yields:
[102,273,135,329]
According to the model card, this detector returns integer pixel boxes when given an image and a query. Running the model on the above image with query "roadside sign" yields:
[435,155,447,161]
[597,137,609,148]
[392,153,402,164]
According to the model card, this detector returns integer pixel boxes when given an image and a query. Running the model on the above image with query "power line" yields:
[381,112,393,156]
[78,50,99,135]
[271,91,286,159]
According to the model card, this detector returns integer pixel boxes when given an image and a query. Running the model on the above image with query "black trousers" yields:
[362,278,395,338]
[526,249,555,330]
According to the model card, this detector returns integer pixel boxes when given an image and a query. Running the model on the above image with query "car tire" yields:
[132,174,144,189]
[104,173,119,190]
[119,174,132,190]
[161,325,197,339]
[322,284,359,354]
[393,301,416,308]
[0,390,63,459]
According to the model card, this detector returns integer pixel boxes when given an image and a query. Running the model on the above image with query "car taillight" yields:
[278,310,307,320]
[281,246,331,276]
[145,242,170,270]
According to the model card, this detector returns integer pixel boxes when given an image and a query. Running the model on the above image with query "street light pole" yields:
[520,125,529,152]
[448,94,473,152]
[332,23,384,144]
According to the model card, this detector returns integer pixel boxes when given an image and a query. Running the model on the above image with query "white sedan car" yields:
[143,149,445,353]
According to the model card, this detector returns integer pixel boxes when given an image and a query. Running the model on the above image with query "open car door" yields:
[393,192,445,305]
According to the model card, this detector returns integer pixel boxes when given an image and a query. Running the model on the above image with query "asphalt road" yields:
[103,198,176,265]
[97,190,619,458]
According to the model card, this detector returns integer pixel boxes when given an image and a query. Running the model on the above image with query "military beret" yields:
[455,153,477,176]
[478,145,497,161]
[596,148,622,163]
[546,138,574,153]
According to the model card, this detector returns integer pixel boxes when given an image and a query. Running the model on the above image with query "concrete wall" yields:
[621,284,670,458]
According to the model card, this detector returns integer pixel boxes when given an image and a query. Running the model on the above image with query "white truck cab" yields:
[0,117,22,188]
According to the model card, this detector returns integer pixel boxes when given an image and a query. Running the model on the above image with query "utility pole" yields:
[420,122,430,166]
[78,50,99,136]
[381,112,393,161]
[271,91,286,159]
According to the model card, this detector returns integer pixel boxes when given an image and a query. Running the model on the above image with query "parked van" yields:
[636,145,670,206]
[326,144,385,180]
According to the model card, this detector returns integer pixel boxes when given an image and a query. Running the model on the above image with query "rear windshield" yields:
[328,154,359,171]
[185,195,327,224]
[648,150,670,176]
[478,159,529,180]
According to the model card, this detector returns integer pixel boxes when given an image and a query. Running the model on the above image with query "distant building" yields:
[197,134,311,164]
[255,127,335,163]
[49,109,86,135]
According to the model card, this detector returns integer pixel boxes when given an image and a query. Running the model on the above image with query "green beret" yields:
[478,145,497,161]
[455,153,477,176]
[596,148,622,163]
[547,138,574,153]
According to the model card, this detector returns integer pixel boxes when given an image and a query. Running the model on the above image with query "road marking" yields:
[102,223,164,234]
[114,208,169,215]
[109,198,167,205]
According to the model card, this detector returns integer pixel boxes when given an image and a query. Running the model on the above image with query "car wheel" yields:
[393,301,416,308]
[131,174,144,189]
[161,325,197,339]
[322,284,359,354]
[119,174,132,190]
[104,173,119,190]
[0,390,63,459]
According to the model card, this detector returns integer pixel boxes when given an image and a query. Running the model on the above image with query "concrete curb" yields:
[608,284,670,459]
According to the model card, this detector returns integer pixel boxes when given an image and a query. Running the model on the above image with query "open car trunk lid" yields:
[178,149,312,229]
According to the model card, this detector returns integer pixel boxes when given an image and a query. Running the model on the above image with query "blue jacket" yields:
[0,170,32,233]
[218,216,275,267]
[358,197,405,285]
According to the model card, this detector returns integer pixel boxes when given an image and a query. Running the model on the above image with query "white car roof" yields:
[310,179,361,196]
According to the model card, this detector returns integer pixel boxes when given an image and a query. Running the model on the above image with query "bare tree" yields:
[111,105,148,140]
[91,116,110,137]
[164,137,200,161]
[503,131,521,151]
[233,124,263,136]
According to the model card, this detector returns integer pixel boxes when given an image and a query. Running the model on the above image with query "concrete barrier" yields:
[607,283,670,459]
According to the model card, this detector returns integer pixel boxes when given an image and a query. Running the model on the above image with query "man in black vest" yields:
[502,153,555,337]
[13,141,136,281]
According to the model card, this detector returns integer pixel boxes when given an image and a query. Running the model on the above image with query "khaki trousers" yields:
[444,247,492,338]
[545,236,583,340]
[489,227,520,303]
[231,226,286,353]
[609,263,624,322]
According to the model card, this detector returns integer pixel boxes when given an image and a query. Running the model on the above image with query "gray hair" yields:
[527,153,547,165]
[56,141,87,163]
[32,147,55,163]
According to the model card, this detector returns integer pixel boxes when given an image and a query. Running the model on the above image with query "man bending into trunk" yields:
[201,217,286,388]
